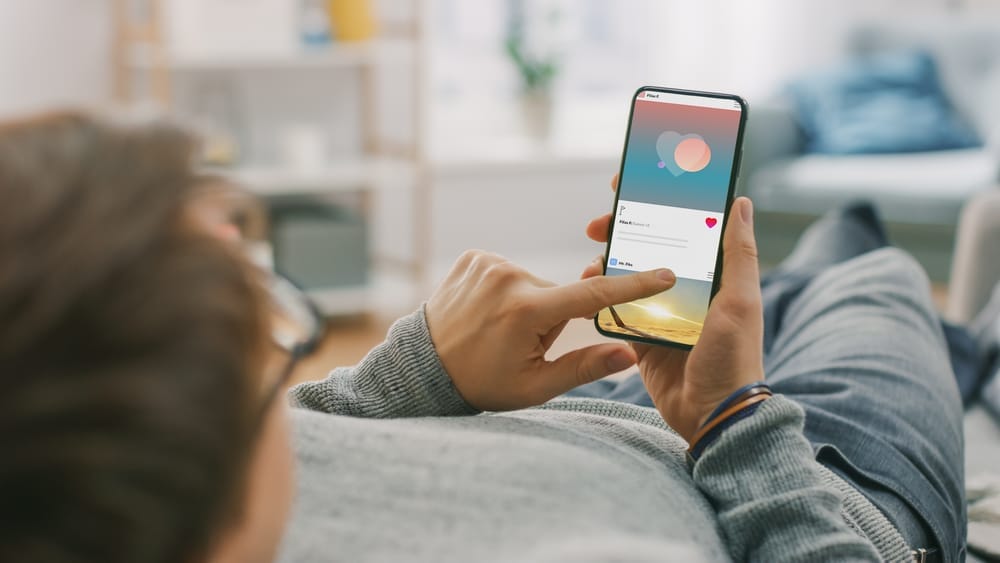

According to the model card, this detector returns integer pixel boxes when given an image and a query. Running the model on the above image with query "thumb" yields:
[532,344,637,399]
[719,197,760,302]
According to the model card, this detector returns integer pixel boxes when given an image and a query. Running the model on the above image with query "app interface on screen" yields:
[597,90,743,346]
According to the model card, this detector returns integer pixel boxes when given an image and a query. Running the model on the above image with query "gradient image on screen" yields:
[598,91,742,346]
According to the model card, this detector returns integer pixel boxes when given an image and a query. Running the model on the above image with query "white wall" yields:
[426,158,618,285]
[0,0,112,119]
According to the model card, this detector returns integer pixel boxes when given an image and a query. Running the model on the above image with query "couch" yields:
[741,17,1000,279]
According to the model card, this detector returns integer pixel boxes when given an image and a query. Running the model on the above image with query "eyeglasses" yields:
[255,272,324,414]
[257,341,304,413]
[185,183,324,412]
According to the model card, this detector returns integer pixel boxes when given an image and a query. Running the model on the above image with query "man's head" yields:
[0,113,294,562]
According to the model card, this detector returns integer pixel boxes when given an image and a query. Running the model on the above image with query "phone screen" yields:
[596,88,746,348]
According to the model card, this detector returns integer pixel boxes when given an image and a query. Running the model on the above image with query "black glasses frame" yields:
[254,342,306,424]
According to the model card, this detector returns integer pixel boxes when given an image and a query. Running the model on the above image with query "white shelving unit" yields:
[127,38,413,71]
[113,0,429,317]
[209,157,414,197]
[135,44,373,71]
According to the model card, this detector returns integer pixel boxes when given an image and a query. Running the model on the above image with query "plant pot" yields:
[519,90,554,141]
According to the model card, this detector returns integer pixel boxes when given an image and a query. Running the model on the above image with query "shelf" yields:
[208,158,413,197]
[115,4,426,320]
[130,39,412,71]
[306,285,370,316]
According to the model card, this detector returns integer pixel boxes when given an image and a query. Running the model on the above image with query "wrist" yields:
[694,381,771,428]
[688,382,773,460]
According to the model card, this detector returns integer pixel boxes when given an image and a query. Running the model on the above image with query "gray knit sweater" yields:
[279,309,912,562]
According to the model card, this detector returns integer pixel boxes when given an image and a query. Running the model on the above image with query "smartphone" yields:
[595,86,748,349]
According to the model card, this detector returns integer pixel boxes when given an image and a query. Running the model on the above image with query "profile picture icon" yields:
[656,131,712,176]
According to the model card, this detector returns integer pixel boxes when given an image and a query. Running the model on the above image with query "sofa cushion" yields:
[849,19,1000,141]
[749,148,997,224]
[787,50,980,155]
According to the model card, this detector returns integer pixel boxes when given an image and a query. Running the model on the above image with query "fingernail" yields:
[740,198,753,224]
[606,350,634,371]
[656,269,676,283]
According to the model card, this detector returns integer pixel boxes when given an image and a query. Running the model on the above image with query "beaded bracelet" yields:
[687,382,773,461]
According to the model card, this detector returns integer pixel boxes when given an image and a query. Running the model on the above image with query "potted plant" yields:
[505,3,561,141]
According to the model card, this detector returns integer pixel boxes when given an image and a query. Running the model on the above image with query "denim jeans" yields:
[568,207,966,560]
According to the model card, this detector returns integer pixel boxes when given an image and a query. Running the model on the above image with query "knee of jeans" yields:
[814,248,937,319]
[857,247,946,333]
[866,247,924,275]
[850,248,931,293]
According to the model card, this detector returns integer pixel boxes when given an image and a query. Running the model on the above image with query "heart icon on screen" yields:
[705,217,718,228]
[656,131,712,176]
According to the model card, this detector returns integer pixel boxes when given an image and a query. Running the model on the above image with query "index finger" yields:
[610,174,619,192]
[539,268,675,321]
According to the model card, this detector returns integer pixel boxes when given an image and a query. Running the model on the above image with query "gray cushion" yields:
[749,148,998,224]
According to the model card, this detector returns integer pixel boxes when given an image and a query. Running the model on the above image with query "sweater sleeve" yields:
[692,395,882,562]
[287,307,478,418]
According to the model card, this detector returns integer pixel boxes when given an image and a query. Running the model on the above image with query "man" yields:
[0,114,962,562]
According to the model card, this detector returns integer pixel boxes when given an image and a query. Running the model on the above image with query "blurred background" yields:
[3,0,999,369]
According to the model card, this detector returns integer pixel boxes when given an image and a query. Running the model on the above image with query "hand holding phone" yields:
[583,192,765,442]
[595,87,748,349]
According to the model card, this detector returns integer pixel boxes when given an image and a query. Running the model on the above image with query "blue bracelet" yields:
[702,382,772,424]
[688,399,767,460]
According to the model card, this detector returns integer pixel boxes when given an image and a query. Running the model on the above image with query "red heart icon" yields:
[705,217,718,228]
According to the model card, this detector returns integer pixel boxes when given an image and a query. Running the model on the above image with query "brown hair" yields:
[0,113,270,562]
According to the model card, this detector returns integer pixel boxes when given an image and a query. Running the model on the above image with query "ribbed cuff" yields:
[288,306,478,418]
[691,395,882,561]
[693,395,811,482]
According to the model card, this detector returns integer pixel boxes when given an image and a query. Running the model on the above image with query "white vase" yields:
[519,90,554,141]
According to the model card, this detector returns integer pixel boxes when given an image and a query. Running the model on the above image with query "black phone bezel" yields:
[594,85,749,350]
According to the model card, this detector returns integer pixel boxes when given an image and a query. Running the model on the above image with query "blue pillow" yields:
[786,51,980,154]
